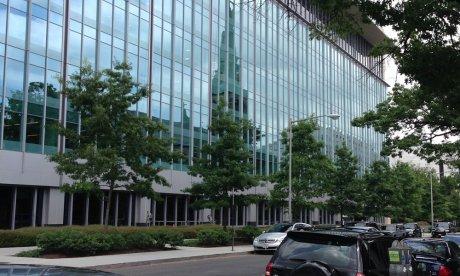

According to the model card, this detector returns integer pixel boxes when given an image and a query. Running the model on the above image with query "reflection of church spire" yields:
[211,6,241,105]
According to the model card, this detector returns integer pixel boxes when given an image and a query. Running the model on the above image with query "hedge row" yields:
[0,224,262,248]
[0,224,222,248]
[36,229,183,256]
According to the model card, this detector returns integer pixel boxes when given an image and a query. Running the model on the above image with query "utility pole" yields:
[430,172,434,230]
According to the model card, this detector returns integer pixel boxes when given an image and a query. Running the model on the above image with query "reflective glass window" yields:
[0,4,7,43]
[4,59,24,151]
[7,8,27,49]
[30,17,47,55]
[48,24,62,60]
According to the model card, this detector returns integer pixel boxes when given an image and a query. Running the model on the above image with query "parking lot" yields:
[107,253,272,276]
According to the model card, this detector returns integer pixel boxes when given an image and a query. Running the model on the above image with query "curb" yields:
[89,251,253,270]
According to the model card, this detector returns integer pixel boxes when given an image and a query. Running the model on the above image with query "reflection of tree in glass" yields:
[3,81,60,145]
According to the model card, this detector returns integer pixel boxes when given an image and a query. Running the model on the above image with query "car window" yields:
[404,240,448,258]
[267,224,292,233]
[444,235,460,246]
[277,237,358,270]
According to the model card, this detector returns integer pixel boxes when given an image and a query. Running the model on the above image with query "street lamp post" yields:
[430,172,434,230]
[288,114,340,223]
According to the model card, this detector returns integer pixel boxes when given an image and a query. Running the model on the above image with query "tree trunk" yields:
[104,185,113,228]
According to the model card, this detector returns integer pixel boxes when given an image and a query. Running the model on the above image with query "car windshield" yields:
[436,222,450,228]
[267,224,292,233]
[277,236,358,270]
[385,225,396,231]
[404,240,448,258]
[404,223,415,229]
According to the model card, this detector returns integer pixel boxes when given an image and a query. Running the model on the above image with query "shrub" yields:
[236,226,262,242]
[125,232,154,249]
[197,228,231,246]
[183,239,199,247]
[0,230,42,247]
[15,249,42,258]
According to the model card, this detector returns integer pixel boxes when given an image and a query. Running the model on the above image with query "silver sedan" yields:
[253,223,311,251]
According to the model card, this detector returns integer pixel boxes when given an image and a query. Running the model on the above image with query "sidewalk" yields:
[0,245,254,268]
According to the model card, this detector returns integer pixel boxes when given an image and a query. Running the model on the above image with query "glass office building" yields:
[0,0,387,229]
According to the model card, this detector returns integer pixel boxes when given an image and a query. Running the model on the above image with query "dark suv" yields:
[402,238,460,276]
[265,230,394,276]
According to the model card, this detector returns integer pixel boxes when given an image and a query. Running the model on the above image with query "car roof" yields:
[403,238,447,243]
[305,228,388,240]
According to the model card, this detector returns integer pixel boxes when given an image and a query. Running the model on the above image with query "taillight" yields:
[265,261,273,276]
[439,265,453,276]
[356,273,365,276]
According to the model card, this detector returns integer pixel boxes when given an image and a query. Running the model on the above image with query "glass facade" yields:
[0,0,386,174]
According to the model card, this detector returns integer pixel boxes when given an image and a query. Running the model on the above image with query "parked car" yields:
[348,221,383,231]
[0,265,117,275]
[432,222,454,238]
[382,224,408,239]
[253,222,311,252]
[264,229,394,276]
[402,238,460,276]
[403,222,422,237]
[344,226,380,233]
[444,234,460,246]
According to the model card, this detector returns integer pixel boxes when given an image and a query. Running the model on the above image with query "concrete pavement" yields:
[0,245,254,268]
[105,253,271,276]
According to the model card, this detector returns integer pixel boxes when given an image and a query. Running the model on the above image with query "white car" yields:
[253,222,312,251]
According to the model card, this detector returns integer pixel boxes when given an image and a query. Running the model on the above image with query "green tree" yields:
[185,100,258,220]
[309,0,460,164]
[49,63,177,227]
[270,119,333,220]
[362,161,393,218]
[326,144,363,222]
[362,161,459,223]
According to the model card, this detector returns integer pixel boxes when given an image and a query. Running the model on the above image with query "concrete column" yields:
[68,194,73,226]
[114,193,119,226]
[162,196,167,225]
[273,207,277,224]
[174,195,178,226]
[247,203,257,226]
[262,202,266,226]
[100,195,104,225]
[11,187,17,230]
[227,207,231,226]
[299,209,303,223]
[235,206,239,226]
[201,208,211,223]
[184,196,188,225]
[243,206,246,226]
[31,188,37,227]
[268,206,271,225]
[84,195,89,226]
[152,200,156,226]
[193,210,197,225]
[135,196,151,225]
[220,207,223,226]
[127,193,132,226]
[46,188,65,226]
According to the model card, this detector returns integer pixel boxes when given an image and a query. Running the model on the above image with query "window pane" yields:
[0,4,6,43]
[48,24,62,60]
[30,17,47,55]
[7,8,27,48]
[4,59,24,150]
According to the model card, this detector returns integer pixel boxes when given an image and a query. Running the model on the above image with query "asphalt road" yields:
[105,253,272,276]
